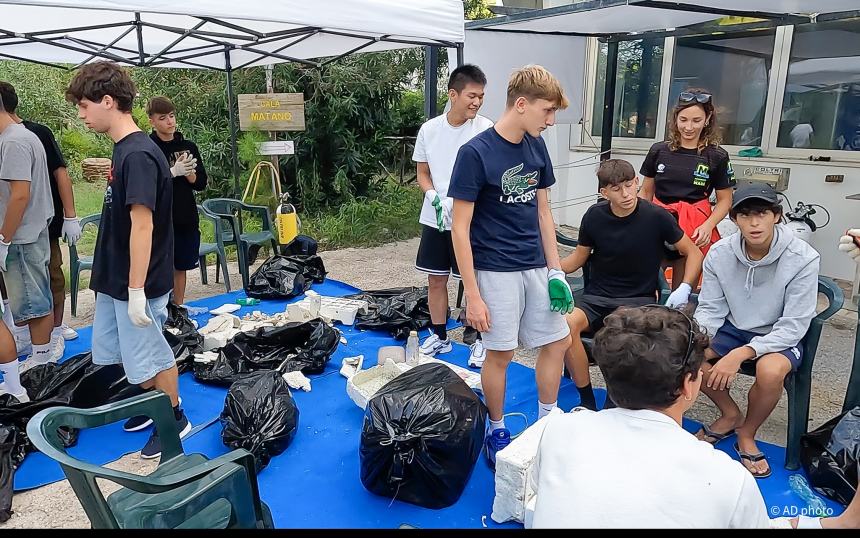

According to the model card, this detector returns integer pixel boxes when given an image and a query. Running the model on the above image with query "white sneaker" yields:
[60,324,79,340]
[19,353,57,374]
[468,340,486,369]
[0,382,30,404]
[419,333,452,357]
[51,335,66,362]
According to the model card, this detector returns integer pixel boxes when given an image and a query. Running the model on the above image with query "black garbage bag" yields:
[245,255,327,299]
[0,354,139,470]
[193,320,339,386]
[360,363,487,509]
[164,302,204,374]
[0,424,25,523]
[220,371,299,472]
[348,287,432,340]
[801,406,860,506]
[281,235,318,256]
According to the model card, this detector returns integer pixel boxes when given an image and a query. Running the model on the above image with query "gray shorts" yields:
[475,267,570,351]
[91,291,176,385]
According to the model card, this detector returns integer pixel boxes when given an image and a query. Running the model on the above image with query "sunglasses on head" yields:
[678,91,712,105]
[640,304,695,370]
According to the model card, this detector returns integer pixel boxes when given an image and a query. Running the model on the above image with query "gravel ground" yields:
[3,237,858,528]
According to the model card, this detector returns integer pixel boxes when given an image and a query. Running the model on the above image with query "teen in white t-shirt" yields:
[412,65,493,368]
[532,305,771,528]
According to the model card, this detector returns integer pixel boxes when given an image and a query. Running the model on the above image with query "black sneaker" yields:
[124,397,181,432]
[140,410,192,460]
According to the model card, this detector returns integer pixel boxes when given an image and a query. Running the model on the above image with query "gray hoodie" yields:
[694,224,820,357]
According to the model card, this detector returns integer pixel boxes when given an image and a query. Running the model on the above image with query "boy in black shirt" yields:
[560,159,703,410]
[65,62,190,459]
[147,96,208,307]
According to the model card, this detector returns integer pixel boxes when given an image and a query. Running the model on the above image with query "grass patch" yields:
[302,182,423,250]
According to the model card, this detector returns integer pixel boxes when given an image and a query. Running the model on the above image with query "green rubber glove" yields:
[547,268,573,314]
[433,196,444,232]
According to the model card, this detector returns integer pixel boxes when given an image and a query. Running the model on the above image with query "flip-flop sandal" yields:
[696,424,736,445]
[734,442,772,479]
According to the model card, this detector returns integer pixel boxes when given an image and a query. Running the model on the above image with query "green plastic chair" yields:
[202,198,278,289]
[735,276,843,470]
[26,391,274,529]
[197,204,231,292]
[69,213,101,317]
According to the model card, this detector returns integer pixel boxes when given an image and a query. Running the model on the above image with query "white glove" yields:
[424,188,440,206]
[665,283,692,308]
[61,217,82,246]
[441,197,454,229]
[170,153,197,177]
[127,287,152,327]
[838,229,860,263]
[0,235,9,272]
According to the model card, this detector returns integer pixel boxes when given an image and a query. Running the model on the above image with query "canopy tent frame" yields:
[0,2,466,187]
[466,0,860,162]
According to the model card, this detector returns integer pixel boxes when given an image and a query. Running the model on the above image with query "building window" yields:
[592,38,664,139]
[670,29,776,146]
[778,20,860,152]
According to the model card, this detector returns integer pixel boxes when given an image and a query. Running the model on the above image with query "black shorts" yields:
[577,294,654,334]
[174,227,201,271]
[415,225,460,278]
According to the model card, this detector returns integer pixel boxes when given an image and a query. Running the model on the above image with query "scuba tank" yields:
[275,192,299,245]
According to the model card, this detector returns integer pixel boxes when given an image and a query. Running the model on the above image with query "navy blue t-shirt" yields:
[448,127,555,272]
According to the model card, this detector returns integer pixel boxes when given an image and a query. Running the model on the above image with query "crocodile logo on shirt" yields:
[501,163,539,196]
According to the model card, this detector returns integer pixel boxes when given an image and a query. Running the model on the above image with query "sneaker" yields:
[124,396,182,432]
[467,340,486,369]
[18,353,57,374]
[140,409,192,460]
[419,333,452,357]
[0,383,30,404]
[51,335,66,362]
[60,324,79,341]
[485,428,511,470]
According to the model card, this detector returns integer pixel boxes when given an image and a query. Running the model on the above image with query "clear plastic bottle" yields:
[789,474,828,516]
[405,330,420,366]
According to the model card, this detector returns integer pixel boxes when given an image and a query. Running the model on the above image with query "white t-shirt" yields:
[412,113,493,230]
[790,123,814,148]
[531,408,771,529]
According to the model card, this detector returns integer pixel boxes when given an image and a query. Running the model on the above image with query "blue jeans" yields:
[2,229,52,323]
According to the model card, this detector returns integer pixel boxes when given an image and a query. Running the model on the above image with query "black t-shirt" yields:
[578,199,684,299]
[640,142,735,204]
[149,131,208,229]
[21,120,67,239]
[90,131,173,301]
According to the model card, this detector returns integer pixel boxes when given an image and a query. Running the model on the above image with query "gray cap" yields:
[732,181,778,209]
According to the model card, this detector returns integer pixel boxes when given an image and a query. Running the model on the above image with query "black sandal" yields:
[696,424,736,445]
[734,442,772,479]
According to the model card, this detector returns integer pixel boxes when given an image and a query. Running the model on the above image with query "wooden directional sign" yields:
[238,93,305,131]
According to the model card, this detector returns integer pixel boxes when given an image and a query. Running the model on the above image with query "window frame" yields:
[575,22,860,164]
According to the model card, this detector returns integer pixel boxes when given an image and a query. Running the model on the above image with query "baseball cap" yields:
[731,181,778,209]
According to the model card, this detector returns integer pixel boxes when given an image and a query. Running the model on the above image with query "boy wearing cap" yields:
[693,182,820,479]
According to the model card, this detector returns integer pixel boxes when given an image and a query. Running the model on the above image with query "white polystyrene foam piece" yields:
[491,407,563,524]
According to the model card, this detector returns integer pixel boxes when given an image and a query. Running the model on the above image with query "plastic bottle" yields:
[405,331,420,366]
[789,474,828,516]
[236,297,260,306]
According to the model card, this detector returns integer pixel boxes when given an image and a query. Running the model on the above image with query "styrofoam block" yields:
[346,359,410,409]
[491,407,563,524]
[524,496,536,529]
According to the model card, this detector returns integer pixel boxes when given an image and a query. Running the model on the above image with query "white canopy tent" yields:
[0,0,466,182]
[0,0,465,69]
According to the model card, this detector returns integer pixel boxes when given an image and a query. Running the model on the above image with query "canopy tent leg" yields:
[424,45,439,120]
[599,39,618,164]
[225,47,240,196]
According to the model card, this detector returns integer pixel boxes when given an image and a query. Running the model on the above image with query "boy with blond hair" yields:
[449,65,573,467]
